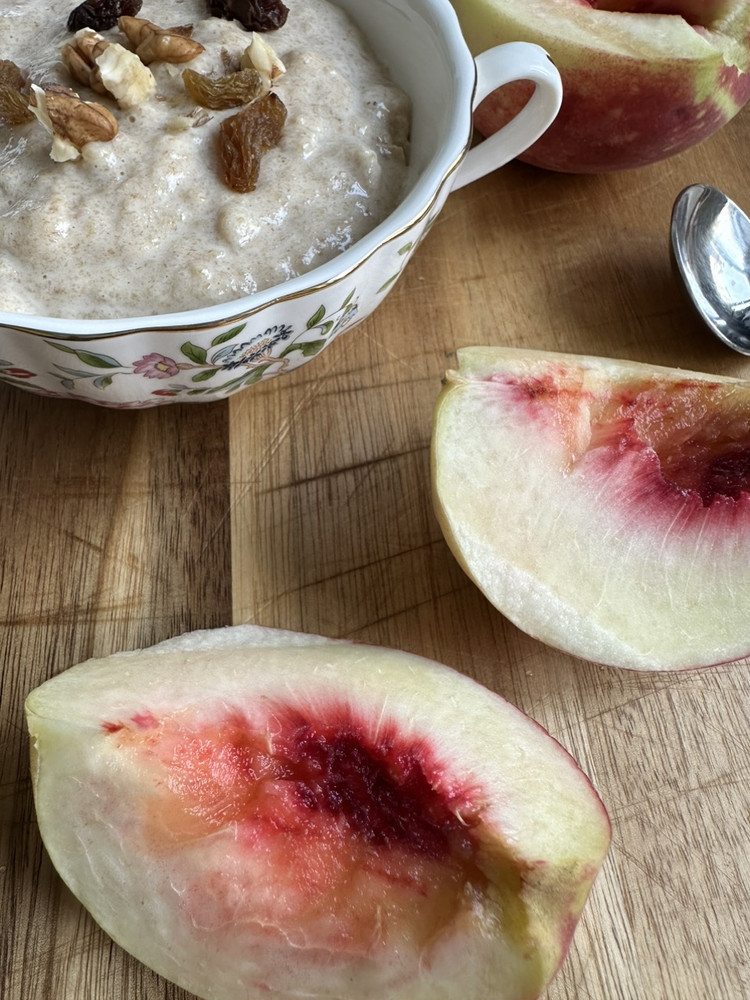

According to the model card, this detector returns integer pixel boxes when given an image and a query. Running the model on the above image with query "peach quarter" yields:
[449,0,750,171]
[432,346,750,670]
[25,624,610,1000]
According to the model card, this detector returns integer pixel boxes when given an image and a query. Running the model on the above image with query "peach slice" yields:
[25,625,610,1000]
[432,346,750,670]
[450,0,750,172]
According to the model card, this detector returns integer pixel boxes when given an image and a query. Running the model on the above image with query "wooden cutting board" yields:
[2,113,750,1000]
[228,114,750,1000]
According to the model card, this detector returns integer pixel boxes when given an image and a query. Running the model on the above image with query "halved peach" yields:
[25,625,610,1000]
[432,346,750,670]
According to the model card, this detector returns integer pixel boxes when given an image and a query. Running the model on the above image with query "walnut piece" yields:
[117,17,205,65]
[240,34,285,91]
[167,106,213,131]
[0,59,26,92]
[0,59,34,125]
[61,28,156,108]
[61,33,110,96]
[29,83,118,161]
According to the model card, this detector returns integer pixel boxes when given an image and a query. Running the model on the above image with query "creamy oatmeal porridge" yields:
[0,0,410,318]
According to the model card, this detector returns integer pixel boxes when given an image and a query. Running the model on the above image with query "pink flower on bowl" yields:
[134,354,181,379]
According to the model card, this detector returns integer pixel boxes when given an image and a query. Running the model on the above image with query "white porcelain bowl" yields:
[0,0,561,408]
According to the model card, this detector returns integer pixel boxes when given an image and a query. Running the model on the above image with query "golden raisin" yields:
[218,91,286,193]
[182,67,264,110]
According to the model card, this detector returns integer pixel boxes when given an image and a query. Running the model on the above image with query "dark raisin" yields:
[219,91,287,192]
[67,0,143,32]
[207,0,289,33]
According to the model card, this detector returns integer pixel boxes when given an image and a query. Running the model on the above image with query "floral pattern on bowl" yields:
[47,292,357,402]
[0,223,426,408]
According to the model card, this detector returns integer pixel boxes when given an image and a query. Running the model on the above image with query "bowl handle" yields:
[452,41,562,191]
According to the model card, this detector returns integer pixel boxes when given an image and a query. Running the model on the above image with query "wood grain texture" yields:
[0,390,231,999]
[2,91,749,1000]
[230,110,750,1000]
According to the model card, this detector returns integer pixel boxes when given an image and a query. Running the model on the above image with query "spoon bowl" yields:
[671,183,750,356]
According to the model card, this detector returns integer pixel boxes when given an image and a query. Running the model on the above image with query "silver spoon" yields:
[671,183,750,356]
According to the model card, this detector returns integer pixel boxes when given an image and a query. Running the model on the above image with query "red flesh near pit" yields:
[494,370,750,522]
[100,700,492,955]
[586,1,723,21]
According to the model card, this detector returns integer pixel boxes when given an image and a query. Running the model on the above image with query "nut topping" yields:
[240,34,286,90]
[0,59,27,92]
[61,28,156,108]
[61,32,111,96]
[117,17,205,65]
[166,106,213,131]
[12,2,292,185]
[29,83,118,161]
[0,60,34,125]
